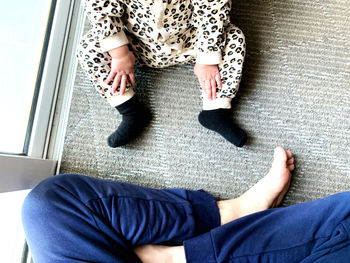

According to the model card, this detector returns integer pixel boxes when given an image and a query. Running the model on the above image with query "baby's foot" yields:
[107,96,151,147]
[218,147,294,225]
[198,109,247,147]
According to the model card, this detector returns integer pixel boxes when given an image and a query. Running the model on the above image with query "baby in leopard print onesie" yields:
[78,0,247,147]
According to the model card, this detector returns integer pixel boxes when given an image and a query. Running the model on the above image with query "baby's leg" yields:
[198,24,247,147]
[77,30,151,147]
[77,30,138,105]
[206,24,246,108]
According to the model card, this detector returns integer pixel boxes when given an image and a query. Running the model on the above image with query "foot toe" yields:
[288,164,295,171]
[273,147,288,162]
[107,131,127,148]
[234,130,247,147]
[287,157,294,165]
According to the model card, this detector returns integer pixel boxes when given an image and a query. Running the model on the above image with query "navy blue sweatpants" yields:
[22,174,350,263]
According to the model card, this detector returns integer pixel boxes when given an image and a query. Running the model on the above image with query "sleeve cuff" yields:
[184,233,217,263]
[195,51,222,65]
[186,189,221,235]
[100,30,129,53]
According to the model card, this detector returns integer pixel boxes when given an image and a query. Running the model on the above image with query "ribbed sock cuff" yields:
[186,190,221,235]
[184,232,216,263]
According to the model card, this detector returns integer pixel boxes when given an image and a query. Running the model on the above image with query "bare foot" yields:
[134,147,295,261]
[218,146,295,225]
[134,244,186,263]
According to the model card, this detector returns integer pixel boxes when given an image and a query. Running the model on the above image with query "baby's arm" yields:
[83,0,134,94]
[83,0,129,52]
[192,0,231,99]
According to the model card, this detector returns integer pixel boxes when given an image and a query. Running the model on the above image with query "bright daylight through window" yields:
[0,0,54,262]
[0,0,52,154]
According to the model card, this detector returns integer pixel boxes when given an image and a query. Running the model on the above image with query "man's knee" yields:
[22,174,88,223]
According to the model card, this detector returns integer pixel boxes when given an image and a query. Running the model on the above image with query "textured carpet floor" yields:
[59,0,350,205]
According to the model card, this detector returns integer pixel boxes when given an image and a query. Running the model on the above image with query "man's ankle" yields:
[217,199,242,225]
[170,246,186,263]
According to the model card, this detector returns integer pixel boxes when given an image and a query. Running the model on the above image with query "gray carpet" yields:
[60,0,350,205]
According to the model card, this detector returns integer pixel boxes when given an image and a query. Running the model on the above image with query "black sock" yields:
[198,109,247,147]
[107,96,151,147]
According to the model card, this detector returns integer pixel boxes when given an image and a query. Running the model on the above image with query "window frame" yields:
[0,0,80,193]
[0,0,85,262]
[28,0,76,159]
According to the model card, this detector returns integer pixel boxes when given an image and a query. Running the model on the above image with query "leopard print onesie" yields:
[78,0,246,110]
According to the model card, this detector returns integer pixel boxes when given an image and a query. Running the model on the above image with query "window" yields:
[0,1,53,155]
[0,0,81,261]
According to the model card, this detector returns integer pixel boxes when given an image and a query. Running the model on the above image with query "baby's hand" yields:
[105,45,136,95]
[194,63,222,100]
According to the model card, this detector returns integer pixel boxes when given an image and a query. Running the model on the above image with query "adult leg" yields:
[22,147,294,263]
[198,24,247,147]
[184,191,350,263]
[77,30,151,147]
[134,147,295,262]
[22,174,220,263]
[135,150,349,263]
[139,191,350,263]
